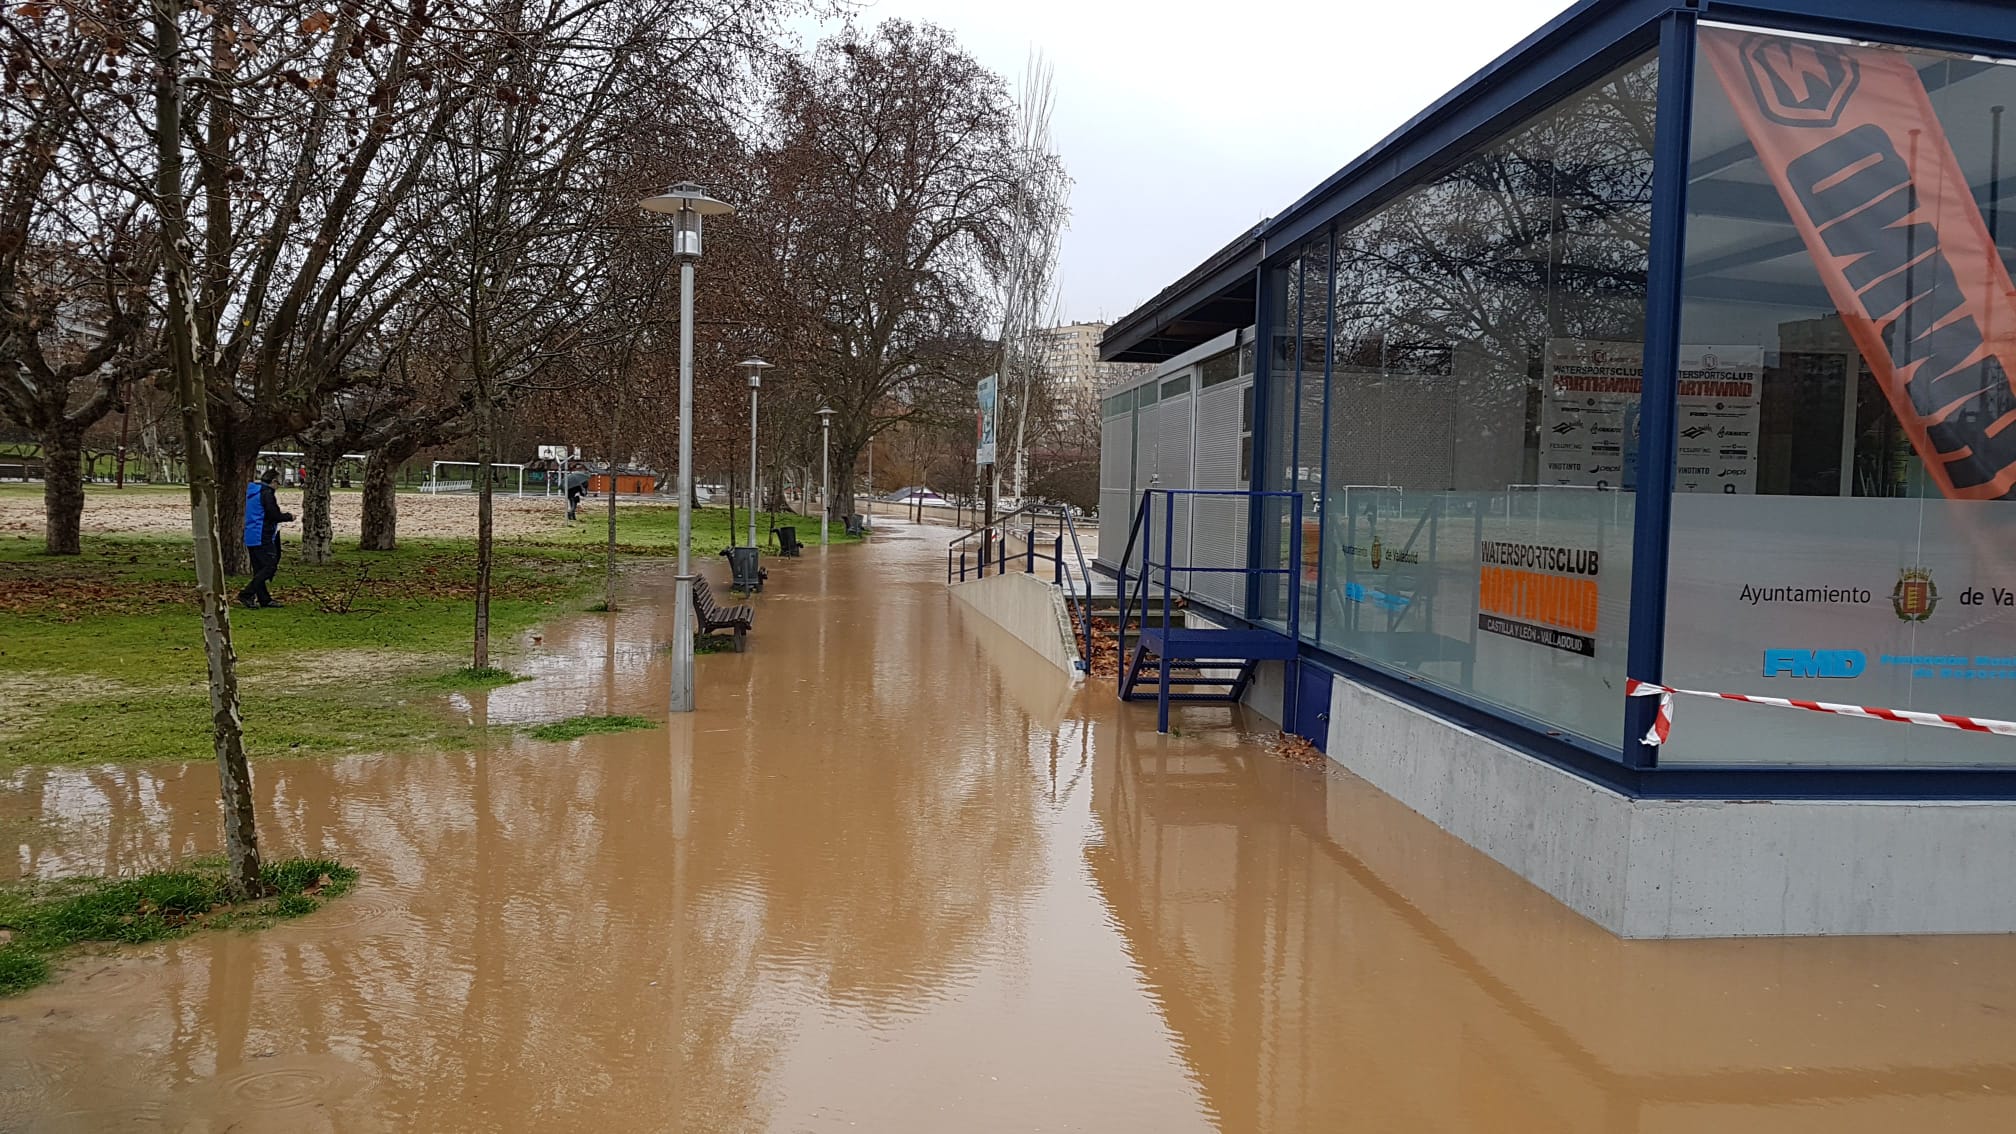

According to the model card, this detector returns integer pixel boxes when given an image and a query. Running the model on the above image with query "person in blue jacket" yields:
[238,468,294,609]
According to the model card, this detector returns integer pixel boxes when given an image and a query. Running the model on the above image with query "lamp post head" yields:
[739,357,773,390]
[817,406,836,430]
[639,182,734,260]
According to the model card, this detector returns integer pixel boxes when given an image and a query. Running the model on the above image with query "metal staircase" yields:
[1116,489,1304,732]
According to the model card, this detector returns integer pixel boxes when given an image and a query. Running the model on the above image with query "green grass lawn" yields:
[543,501,860,555]
[0,502,857,768]
[0,535,602,767]
[0,856,358,995]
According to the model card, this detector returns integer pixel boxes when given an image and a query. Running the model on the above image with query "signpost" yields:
[976,375,999,555]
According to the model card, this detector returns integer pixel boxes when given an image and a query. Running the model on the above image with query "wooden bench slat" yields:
[692,577,752,635]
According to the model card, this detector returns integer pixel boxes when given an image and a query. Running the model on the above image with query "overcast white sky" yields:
[811,0,1578,325]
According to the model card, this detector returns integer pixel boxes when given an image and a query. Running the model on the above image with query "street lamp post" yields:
[817,407,836,545]
[739,358,772,548]
[640,182,733,714]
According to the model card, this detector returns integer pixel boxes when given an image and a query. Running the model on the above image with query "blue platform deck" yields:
[1137,627,1299,661]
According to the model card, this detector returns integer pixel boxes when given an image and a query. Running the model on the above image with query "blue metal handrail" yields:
[1115,489,1305,697]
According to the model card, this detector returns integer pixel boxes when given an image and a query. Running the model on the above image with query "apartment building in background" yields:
[1037,322,1153,399]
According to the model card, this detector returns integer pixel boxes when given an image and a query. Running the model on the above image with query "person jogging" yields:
[238,468,294,609]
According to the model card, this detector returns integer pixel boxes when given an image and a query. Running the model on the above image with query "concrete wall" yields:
[1323,674,2016,938]
[949,571,1086,680]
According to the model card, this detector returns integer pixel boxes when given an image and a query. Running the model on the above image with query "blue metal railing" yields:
[1116,489,1304,697]
[946,503,1096,671]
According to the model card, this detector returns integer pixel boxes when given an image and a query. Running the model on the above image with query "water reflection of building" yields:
[1088,714,2016,1132]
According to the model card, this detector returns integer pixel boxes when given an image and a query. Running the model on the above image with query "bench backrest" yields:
[693,576,720,618]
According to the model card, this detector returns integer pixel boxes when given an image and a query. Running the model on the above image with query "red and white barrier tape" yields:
[1625,678,2016,747]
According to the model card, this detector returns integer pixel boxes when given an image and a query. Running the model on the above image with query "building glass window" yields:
[1200,347,1242,388]
[1258,261,1302,624]
[1297,239,1332,640]
[1240,384,1255,483]
[1303,51,1657,746]
[1662,26,2016,766]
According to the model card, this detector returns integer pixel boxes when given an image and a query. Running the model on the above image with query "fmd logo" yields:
[1762,648,1867,678]
[1743,35,1861,128]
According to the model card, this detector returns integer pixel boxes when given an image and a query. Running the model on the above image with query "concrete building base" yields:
[948,572,1085,680]
[1313,674,2016,938]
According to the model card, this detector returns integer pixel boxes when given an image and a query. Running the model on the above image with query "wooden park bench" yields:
[692,576,753,651]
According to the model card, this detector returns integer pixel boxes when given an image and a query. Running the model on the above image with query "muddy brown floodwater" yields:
[4,522,2016,1131]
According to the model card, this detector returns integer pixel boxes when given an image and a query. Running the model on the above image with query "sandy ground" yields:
[0,485,581,541]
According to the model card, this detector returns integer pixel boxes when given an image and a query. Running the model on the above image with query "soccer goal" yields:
[256,450,369,486]
[427,461,528,495]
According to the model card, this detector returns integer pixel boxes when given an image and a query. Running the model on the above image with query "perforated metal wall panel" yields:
[1152,392,1193,589]
[1189,380,1249,610]
[1097,410,1135,569]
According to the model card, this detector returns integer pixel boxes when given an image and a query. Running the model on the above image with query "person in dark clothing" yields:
[238,468,294,609]
[565,469,590,520]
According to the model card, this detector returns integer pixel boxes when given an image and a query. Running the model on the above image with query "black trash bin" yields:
[725,545,764,592]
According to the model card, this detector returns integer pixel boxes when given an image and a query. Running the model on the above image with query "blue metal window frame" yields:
[1622,8,1697,770]
[1313,231,1337,644]
[1245,271,1274,621]
[1225,0,2016,798]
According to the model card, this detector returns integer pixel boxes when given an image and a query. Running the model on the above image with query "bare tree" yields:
[0,3,156,553]
[994,51,1069,503]
[147,0,259,895]
[417,0,783,666]
[747,20,1023,519]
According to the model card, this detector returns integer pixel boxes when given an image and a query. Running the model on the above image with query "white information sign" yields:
[1664,494,2016,766]
[1540,340,1762,494]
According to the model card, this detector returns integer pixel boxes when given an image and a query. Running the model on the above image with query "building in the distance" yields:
[1037,322,1152,397]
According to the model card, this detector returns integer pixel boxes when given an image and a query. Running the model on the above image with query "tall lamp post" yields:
[817,406,836,545]
[740,358,772,548]
[640,182,733,714]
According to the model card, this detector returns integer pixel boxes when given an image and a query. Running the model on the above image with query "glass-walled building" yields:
[1099,0,2016,876]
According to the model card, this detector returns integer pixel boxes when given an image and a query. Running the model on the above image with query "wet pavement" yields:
[4,522,2016,1131]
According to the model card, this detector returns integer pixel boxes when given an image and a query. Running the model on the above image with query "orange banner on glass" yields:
[1702,27,2016,501]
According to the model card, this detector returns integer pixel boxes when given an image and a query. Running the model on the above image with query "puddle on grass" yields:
[4,522,2016,1131]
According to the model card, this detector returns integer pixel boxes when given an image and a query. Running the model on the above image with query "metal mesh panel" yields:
[1097,413,1135,568]
[1190,382,1248,610]
[1153,394,1193,588]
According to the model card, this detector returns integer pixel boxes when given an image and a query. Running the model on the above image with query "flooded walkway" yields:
[5,524,2016,1131]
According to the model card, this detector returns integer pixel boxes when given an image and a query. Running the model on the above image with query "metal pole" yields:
[820,419,831,545]
[115,399,130,489]
[748,385,759,549]
[671,259,697,713]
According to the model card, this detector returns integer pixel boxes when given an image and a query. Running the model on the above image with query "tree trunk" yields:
[360,440,413,551]
[300,438,337,565]
[153,0,261,897]
[602,397,620,610]
[726,465,737,550]
[472,392,495,669]
[215,432,256,576]
[832,448,859,520]
[41,424,85,555]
